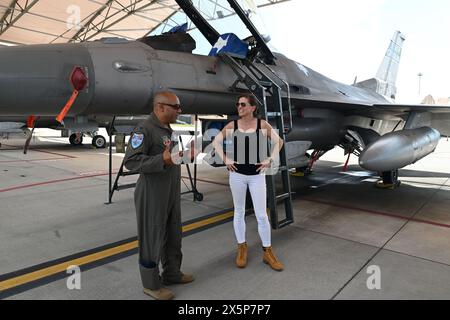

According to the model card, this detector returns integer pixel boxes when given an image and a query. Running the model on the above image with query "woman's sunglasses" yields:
[236,102,251,107]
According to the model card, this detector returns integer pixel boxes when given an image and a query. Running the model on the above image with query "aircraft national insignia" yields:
[131,133,144,149]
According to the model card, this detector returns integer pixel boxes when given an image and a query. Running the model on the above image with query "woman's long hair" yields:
[237,93,260,118]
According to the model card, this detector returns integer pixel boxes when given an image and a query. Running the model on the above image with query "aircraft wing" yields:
[372,103,450,114]
[371,104,450,136]
[289,95,450,136]
[292,94,450,118]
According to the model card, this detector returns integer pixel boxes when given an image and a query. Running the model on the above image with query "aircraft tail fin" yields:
[354,31,406,100]
[376,31,406,99]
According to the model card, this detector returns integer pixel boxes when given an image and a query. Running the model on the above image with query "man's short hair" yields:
[153,91,177,110]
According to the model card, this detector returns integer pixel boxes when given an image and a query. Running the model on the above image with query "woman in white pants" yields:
[213,94,284,271]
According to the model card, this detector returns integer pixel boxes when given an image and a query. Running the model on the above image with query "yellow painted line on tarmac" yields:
[182,211,234,233]
[0,210,234,293]
[0,241,138,292]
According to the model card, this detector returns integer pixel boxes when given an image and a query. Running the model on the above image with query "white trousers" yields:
[229,172,271,247]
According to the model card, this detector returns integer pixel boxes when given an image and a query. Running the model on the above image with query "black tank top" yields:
[232,119,262,175]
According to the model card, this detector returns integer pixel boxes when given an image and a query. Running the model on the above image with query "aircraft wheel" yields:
[292,166,311,176]
[194,192,204,201]
[69,133,83,146]
[92,135,107,148]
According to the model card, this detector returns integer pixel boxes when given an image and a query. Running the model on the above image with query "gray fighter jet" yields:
[0,8,448,186]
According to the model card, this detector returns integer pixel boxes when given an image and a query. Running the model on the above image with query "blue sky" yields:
[186,0,450,103]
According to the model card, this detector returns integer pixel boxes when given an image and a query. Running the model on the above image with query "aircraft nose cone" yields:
[0,43,99,117]
[0,45,84,115]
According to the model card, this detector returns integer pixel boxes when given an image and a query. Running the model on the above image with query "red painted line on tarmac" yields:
[78,170,118,176]
[0,145,21,151]
[1,144,76,159]
[0,157,72,163]
[0,172,222,194]
[31,149,76,159]
[0,171,223,194]
[0,172,117,193]
[181,176,229,187]
[302,198,450,229]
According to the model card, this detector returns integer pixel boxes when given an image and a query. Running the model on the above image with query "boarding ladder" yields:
[220,53,294,229]
[106,117,203,204]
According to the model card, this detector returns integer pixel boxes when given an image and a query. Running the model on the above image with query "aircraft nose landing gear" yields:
[92,135,107,148]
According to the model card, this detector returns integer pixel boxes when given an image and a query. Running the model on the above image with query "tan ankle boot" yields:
[143,287,175,300]
[263,247,284,271]
[236,242,247,268]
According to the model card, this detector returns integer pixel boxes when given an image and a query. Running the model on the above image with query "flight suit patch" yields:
[131,133,144,149]
[162,135,172,148]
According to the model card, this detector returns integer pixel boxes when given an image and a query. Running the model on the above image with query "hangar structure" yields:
[0,0,289,45]
[0,0,290,147]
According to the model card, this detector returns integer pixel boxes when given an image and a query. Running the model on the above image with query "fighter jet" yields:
[0,1,448,187]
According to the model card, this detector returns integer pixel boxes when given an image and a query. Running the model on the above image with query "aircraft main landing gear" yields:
[291,166,310,177]
[92,135,107,148]
[376,170,401,189]
[69,133,83,146]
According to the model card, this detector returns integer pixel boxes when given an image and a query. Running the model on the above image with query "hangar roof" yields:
[0,0,289,45]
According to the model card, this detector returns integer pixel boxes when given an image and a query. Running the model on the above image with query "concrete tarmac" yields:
[1,131,449,300]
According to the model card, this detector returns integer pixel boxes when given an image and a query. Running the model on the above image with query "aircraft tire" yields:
[69,133,83,146]
[194,192,204,201]
[92,135,107,148]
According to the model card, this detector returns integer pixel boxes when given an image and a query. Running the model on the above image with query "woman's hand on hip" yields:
[257,158,272,173]
[225,157,237,172]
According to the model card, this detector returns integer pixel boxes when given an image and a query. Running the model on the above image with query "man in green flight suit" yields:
[124,91,194,300]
